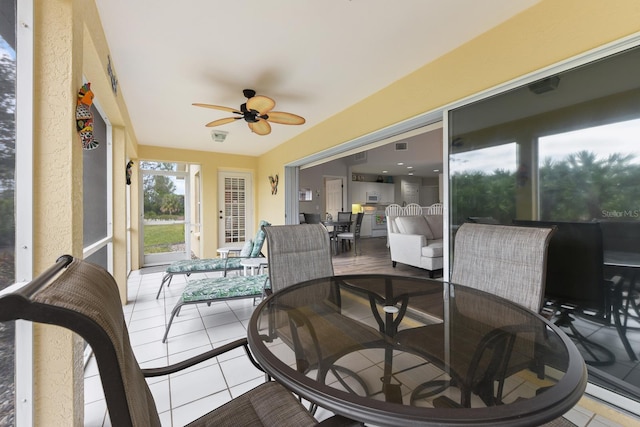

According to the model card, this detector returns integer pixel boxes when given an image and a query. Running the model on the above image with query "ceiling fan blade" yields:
[193,103,241,114]
[205,117,241,127]
[246,95,275,114]
[265,111,306,125]
[248,119,271,135]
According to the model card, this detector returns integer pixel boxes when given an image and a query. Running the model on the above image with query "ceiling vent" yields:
[395,142,408,151]
[529,76,561,94]
[353,151,367,163]
[211,130,228,143]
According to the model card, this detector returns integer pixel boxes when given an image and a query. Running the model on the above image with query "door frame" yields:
[218,170,254,248]
[139,167,191,266]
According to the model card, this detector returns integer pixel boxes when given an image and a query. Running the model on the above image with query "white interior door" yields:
[218,171,253,248]
[325,178,343,219]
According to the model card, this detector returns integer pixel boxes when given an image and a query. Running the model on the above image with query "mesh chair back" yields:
[303,213,321,224]
[337,212,352,222]
[265,224,334,294]
[451,223,555,312]
[0,257,160,427]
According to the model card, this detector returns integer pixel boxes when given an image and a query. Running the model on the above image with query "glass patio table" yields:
[247,274,587,426]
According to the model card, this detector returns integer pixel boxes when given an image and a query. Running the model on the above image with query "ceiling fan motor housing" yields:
[240,102,261,122]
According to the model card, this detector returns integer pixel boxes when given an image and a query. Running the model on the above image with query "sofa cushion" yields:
[425,214,443,240]
[395,215,433,239]
[422,241,443,258]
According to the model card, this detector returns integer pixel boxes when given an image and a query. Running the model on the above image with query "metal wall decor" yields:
[269,174,279,195]
[107,55,118,95]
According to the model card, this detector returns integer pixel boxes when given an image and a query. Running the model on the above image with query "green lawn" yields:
[144,223,184,254]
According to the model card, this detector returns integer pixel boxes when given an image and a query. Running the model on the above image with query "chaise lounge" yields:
[155,220,270,298]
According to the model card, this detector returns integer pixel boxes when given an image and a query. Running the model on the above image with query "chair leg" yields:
[163,300,184,343]
[156,273,173,299]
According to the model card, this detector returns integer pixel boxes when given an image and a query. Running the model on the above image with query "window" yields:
[83,104,112,270]
[448,41,640,405]
[539,119,640,221]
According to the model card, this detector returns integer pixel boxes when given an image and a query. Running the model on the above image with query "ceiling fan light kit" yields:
[193,89,305,136]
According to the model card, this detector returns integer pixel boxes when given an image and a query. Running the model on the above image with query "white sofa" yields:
[387,214,444,277]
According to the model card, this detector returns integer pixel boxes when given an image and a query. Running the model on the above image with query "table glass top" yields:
[248,274,586,425]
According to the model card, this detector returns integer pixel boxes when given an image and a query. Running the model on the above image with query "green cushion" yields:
[182,274,269,302]
[166,257,244,273]
[250,220,271,257]
[240,239,254,256]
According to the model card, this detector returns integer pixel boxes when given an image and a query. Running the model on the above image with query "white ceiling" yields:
[94,0,540,157]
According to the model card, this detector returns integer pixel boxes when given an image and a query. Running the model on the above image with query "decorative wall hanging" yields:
[126,160,134,185]
[268,174,279,195]
[75,83,99,150]
[107,55,118,95]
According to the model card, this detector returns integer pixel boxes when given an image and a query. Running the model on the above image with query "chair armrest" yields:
[388,232,427,247]
[388,233,427,266]
[141,338,263,377]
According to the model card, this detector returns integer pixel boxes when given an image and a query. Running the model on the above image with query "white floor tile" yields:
[205,321,247,344]
[84,399,107,427]
[219,353,263,387]
[171,391,232,427]
[169,364,228,408]
[166,329,212,354]
[148,379,171,414]
[84,374,105,404]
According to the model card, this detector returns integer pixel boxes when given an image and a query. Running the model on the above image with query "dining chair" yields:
[336,211,353,232]
[397,223,555,408]
[263,224,384,398]
[337,212,364,255]
[0,255,359,427]
[303,213,322,224]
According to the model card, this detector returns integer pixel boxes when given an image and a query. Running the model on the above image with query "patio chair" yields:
[337,212,364,255]
[0,255,359,427]
[263,224,384,398]
[155,220,270,299]
[397,223,555,407]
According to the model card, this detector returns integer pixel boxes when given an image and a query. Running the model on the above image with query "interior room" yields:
[298,126,443,238]
[2,1,640,426]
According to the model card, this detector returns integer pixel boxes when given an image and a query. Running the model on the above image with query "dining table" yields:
[247,274,587,426]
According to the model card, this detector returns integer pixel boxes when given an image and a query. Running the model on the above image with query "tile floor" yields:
[84,248,640,426]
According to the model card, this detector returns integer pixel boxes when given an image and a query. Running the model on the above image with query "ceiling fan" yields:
[193,89,305,136]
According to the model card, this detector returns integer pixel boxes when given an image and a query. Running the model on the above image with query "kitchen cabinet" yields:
[351,181,394,204]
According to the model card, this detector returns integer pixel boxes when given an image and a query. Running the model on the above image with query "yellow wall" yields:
[32,0,142,423]
[137,145,259,258]
[256,0,640,224]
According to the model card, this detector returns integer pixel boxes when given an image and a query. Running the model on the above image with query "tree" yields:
[540,151,640,221]
[0,52,16,249]
[160,193,184,216]
[143,173,176,217]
